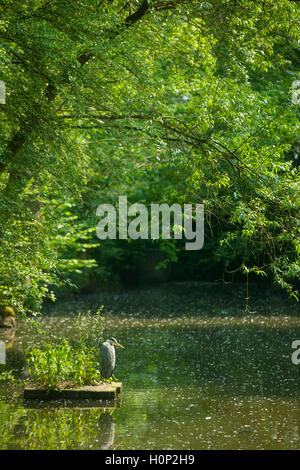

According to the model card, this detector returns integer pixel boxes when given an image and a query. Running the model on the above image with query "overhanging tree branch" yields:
[0,0,151,174]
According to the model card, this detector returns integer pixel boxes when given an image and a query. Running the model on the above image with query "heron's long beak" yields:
[113,341,125,349]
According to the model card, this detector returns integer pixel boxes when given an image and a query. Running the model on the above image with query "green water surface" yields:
[0,283,299,449]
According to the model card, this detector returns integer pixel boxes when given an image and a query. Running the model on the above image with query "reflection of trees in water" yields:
[0,403,26,450]
[0,407,118,450]
[98,412,114,449]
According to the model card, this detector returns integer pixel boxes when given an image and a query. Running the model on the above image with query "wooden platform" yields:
[23,382,122,401]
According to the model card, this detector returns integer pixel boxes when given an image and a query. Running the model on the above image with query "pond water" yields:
[0,283,299,449]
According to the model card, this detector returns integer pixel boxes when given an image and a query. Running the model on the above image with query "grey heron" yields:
[100,337,125,379]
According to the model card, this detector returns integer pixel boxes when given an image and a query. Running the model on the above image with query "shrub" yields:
[26,338,102,389]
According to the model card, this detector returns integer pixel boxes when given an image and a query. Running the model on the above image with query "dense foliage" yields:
[25,307,105,387]
[0,0,299,312]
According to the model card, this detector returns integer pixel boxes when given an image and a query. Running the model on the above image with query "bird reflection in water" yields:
[98,412,115,449]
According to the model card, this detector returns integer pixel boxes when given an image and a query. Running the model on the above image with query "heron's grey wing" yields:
[100,342,115,379]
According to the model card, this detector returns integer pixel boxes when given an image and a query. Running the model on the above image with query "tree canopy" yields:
[0,0,299,311]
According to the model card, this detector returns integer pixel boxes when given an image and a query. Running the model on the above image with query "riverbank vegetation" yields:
[0,0,299,314]
[25,307,105,388]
